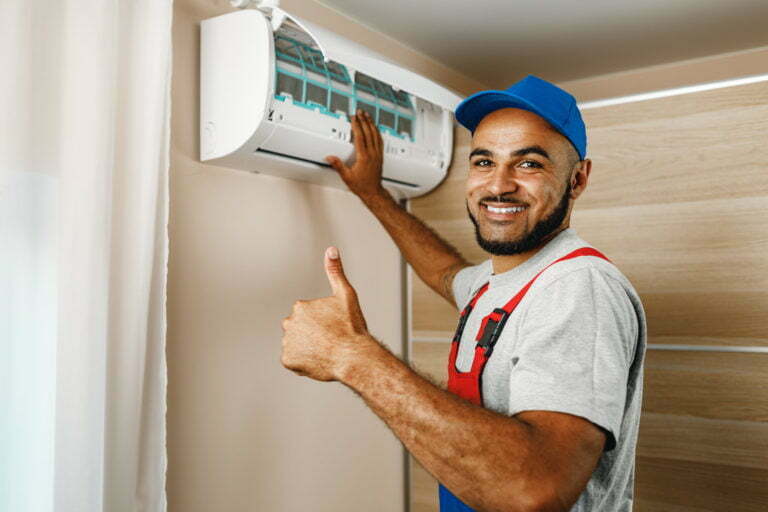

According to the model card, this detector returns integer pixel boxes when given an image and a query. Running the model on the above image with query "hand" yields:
[325,111,385,199]
[281,247,375,382]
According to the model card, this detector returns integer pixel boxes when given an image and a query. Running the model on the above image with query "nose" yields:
[485,167,520,197]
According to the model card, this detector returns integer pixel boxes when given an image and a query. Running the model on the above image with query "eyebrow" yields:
[469,145,551,161]
[513,145,551,161]
[469,148,493,159]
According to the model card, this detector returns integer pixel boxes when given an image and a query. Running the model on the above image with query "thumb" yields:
[324,246,353,297]
[325,155,347,174]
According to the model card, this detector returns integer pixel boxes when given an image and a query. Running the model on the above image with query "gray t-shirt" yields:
[451,227,647,511]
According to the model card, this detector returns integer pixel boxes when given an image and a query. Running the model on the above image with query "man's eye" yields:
[520,160,543,169]
[472,159,493,167]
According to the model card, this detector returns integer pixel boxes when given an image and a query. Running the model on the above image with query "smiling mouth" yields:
[480,202,528,216]
[483,204,526,214]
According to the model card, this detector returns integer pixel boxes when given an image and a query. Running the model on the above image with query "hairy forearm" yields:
[340,338,547,512]
[360,189,469,306]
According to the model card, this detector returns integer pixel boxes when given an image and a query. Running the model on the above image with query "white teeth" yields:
[486,205,525,214]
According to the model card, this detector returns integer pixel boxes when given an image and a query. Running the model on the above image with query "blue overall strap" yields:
[439,483,476,511]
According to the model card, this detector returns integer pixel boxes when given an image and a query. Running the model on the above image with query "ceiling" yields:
[316,0,768,89]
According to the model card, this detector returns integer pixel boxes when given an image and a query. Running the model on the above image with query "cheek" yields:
[466,173,483,192]
[536,186,565,213]
[527,176,560,201]
[465,178,484,205]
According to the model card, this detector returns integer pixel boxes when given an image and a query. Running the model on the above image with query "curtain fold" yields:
[1,1,173,511]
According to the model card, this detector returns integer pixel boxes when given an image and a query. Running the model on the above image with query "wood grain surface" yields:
[407,80,768,511]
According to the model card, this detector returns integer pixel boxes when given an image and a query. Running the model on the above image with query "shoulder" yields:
[515,256,643,362]
[532,250,632,292]
[522,252,640,317]
[512,229,640,305]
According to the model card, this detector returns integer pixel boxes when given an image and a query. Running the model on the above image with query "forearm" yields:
[341,338,547,512]
[360,189,469,305]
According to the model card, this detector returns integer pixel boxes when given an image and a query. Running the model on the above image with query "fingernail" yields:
[327,246,339,259]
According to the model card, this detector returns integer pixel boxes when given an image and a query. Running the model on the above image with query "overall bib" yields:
[437,247,610,511]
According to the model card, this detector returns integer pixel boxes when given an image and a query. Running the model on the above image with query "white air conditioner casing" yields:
[200,8,462,199]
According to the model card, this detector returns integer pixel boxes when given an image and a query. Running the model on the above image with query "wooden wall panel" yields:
[638,412,768,470]
[634,456,768,512]
[410,340,450,389]
[407,80,768,511]
[643,350,768,421]
[408,345,768,511]
[411,457,440,512]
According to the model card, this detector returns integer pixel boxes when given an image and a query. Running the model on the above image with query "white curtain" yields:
[0,1,173,511]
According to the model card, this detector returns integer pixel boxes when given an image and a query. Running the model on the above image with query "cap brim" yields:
[455,90,553,133]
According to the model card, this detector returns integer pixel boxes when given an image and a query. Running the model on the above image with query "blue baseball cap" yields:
[455,75,587,160]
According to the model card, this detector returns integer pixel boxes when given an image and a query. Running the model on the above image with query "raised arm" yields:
[325,111,470,308]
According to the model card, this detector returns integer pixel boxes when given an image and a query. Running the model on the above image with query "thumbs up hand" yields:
[281,247,375,382]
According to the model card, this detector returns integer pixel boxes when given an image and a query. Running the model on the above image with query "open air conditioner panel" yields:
[201,9,460,199]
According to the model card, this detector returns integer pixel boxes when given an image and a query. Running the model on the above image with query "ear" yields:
[569,159,591,200]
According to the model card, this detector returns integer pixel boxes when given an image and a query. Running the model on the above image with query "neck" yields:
[491,226,568,274]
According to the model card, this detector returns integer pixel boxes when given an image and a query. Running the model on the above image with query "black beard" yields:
[467,182,571,256]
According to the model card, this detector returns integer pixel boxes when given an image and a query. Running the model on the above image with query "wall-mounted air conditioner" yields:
[200,2,462,199]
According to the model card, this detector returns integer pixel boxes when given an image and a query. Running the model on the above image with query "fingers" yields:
[368,111,383,154]
[327,112,384,189]
[324,155,347,173]
[358,111,378,153]
[350,111,369,153]
[354,110,384,154]
[324,246,353,298]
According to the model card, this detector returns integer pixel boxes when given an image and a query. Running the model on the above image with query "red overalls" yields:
[438,247,611,511]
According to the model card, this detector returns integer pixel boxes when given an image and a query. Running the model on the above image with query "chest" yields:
[453,288,531,373]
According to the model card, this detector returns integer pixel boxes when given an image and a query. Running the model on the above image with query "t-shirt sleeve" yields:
[451,262,487,309]
[507,267,638,452]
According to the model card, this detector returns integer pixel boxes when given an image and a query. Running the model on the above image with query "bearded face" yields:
[467,179,571,255]
[464,108,581,258]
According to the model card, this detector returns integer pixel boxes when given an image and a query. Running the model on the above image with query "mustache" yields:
[479,195,528,206]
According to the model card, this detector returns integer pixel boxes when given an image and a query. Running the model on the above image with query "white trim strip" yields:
[410,337,768,354]
[646,344,768,354]
[578,73,768,110]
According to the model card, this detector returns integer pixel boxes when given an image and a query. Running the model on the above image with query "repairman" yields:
[280,75,647,512]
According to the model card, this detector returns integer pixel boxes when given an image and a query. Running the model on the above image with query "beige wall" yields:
[166,1,479,511]
[168,0,768,509]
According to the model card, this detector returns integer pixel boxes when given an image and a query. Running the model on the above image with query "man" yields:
[280,75,647,512]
